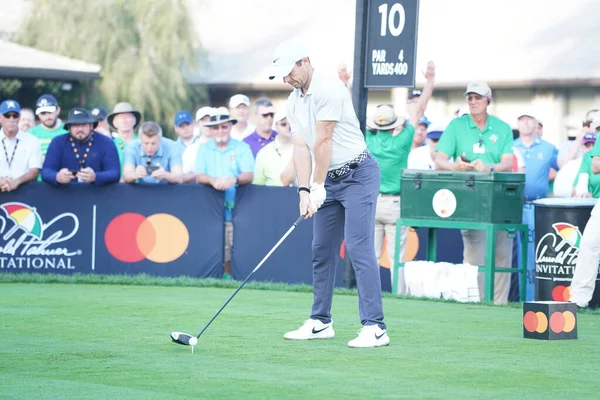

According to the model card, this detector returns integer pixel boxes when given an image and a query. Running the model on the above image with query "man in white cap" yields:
[268,40,389,348]
[513,110,559,200]
[229,94,255,141]
[435,81,515,305]
[182,106,213,183]
[194,106,213,142]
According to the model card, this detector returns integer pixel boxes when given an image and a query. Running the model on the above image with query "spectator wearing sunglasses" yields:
[436,81,515,305]
[0,100,43,192]
[243,97,277,158]
[253,112,295,186]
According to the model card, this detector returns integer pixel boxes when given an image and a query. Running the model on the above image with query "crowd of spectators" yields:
[1,65,599,286]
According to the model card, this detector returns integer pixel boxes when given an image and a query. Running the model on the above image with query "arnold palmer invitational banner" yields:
[0,183,466,290]
[0,184,224,278]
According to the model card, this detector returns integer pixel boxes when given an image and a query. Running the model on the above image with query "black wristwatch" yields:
[297,186,310,195]
[235,176,240,185]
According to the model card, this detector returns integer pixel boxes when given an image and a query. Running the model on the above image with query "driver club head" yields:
[170,332,198,352]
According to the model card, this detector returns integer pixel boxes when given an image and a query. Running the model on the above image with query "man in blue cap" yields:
[173,110,197,151]
[413,115,431,149]
[29,94,67,158]
[41,108,120,186]
[408,123,445,170]
[0,100,43,192]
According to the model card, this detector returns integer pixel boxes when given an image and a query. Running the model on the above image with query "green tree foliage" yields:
[17,0,205,132]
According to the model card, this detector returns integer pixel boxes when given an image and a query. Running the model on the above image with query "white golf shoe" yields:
[347,325,390,348]
[284,319,335,340]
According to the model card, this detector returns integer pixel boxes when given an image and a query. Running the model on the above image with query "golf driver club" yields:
[170,214,306,352]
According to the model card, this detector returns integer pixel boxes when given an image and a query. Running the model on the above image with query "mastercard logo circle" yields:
[523,311,576,333]
[551,285,571,302]
[105,213,189,263]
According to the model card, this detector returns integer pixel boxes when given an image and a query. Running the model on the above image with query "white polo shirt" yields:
[0,129,43,179]
[285,68,366,170]
[182,136,211,174]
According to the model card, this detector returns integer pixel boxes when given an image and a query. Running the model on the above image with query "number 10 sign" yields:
[364,0,420,88]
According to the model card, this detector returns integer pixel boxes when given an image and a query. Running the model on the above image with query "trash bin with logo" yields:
[533,198,600,307]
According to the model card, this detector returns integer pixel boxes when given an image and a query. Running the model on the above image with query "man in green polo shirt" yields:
[435,81,514,305]
[29,94,67,158]
[363,61,435,293]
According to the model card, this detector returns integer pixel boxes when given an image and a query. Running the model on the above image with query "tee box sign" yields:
[365,0,420,88]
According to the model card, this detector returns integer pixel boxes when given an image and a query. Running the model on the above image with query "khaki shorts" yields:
[224,221,233,262]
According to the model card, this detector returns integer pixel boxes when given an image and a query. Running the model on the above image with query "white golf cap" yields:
[228,94,250,108]
[517,110,536,120]
[465,81,492,98]
[274,111,286,123]
[195,106,212,121]
[268,40,309,80]
[591,115,600,130]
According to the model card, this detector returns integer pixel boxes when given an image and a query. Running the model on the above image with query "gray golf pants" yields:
[310,155,386,329]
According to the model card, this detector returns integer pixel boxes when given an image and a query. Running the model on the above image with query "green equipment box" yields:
[400,170,526,223]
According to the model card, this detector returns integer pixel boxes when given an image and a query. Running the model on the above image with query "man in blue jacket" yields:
[41,108,120,185]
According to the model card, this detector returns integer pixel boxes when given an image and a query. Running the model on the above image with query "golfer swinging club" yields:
[268,41,389,348]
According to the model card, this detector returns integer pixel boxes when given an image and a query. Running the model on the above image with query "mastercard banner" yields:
[95,184,225,278]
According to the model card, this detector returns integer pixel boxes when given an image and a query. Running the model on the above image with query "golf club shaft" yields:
[196,214,305,338]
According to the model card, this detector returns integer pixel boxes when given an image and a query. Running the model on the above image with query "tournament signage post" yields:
[364,0,420,88]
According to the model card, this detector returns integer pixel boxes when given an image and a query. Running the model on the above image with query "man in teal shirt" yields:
[435,81,514,305]
[363,62,435,293]
[194,107,254,280]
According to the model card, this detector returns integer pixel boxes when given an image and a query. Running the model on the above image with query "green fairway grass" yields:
[0,275,598,399]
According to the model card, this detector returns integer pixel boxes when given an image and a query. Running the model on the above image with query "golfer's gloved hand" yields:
[309,183,326,210]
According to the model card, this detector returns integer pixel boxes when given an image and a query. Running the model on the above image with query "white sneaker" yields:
[347,325,390,348]
[284,319,335,340]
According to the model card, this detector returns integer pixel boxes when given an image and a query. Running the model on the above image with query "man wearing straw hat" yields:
[364,62,435,294]
[194,107,254,280]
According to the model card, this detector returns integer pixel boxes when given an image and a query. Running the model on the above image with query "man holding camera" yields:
[41,108,120,186]
[435,81,514,305]
[122,121,183,184]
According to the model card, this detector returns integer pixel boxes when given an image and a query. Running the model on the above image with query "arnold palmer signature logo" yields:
[0,202,81,269]
[535,223,581,276]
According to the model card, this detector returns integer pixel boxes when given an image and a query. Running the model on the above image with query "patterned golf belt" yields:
[327,149,370,179]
